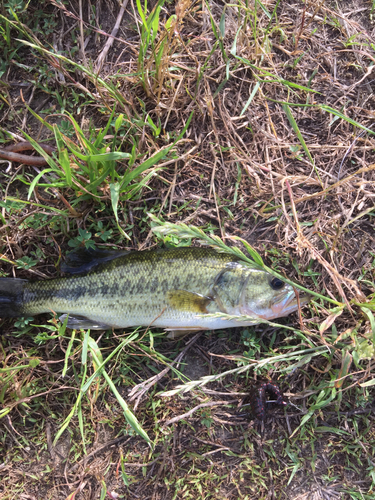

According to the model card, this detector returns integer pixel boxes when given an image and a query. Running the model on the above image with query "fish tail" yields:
[0,278,27,317]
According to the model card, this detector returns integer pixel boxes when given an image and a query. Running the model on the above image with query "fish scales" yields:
[0,247,311,330]
[21,248,243,327]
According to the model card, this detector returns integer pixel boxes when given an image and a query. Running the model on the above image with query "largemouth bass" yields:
[0,247,310,331]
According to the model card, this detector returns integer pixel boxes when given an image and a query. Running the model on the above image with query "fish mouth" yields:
[269,289,312,319]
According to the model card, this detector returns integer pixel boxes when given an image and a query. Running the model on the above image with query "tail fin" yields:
[0,278,27,317]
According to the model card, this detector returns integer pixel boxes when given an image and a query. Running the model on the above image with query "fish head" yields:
[238,269,311,320]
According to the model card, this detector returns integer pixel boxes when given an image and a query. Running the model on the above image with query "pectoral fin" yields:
[166,290,212,313]
[59,314,112,330]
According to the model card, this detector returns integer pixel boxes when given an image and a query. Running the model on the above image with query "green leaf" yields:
[89,347,152,445]
[87,335,103,367]
[229,235,264,266]
[77,399,86,454]
[110,182,131,240]
[321,105,375,135]
[283,104,314,165]
[86,152,130,162]
[232,55,318,93]
[165,14,176,31]
[240,82,261,116]
[59,149,72,187]
[335,349,352,389]
[315,426,350,435]
[82,330,89,365]
[230,27,240,57]
[360,306,375,354]
[114,114,124,133]
[82,333,138,392]
[120,111,194,190]
[27,168,55,200]
[360,378,375,387]
[136,0,148,31]
[94,106,116,147]
[62,324,75,378]
[219,10,225,37]
[355,339,374,360]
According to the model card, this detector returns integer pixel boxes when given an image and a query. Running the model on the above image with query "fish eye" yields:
[270,277,285,290]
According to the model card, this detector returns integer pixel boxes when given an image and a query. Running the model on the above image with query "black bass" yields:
[0,247,310,331]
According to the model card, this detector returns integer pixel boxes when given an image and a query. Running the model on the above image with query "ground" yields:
[0,0,375,499]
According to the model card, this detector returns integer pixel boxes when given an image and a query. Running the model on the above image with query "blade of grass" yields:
[240,82,261,116]
[282,103,314,165]
[265,98,375,136]
[89,347,152,445]
[321,104,375,135]
[53,331,89,446]
[110,182,131,240]
[82,332,139,392]
[335,350,352,389]
[120,111,194,190]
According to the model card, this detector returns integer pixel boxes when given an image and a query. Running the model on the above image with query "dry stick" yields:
[5,386,79,411]
[21,85,36,130]
[294,0,307,52]
[50,0,131,51]
[3,415,27,454]
[163,77,184,131]
[163,400,237,426]
[95,0,130,73]
[168,161,178,215]
[348,64,375,93]
[128,331,204,408]
[0,138,57,166]
[78,0,87,66]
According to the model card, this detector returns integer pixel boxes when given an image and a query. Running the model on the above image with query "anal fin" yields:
[59,314,113,330]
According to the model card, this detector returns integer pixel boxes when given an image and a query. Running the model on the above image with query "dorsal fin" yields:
[61,248,130,275]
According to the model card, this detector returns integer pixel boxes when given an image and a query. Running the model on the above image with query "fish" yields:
[0,247,311,331]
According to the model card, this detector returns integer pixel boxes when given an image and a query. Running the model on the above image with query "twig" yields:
[128,331,204,408]
[168,161,178,215]
[95,0,130,73]
[79,0,87,66]
[163,400,237,426]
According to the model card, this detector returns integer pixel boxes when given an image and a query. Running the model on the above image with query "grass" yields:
[1,0,375,498]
